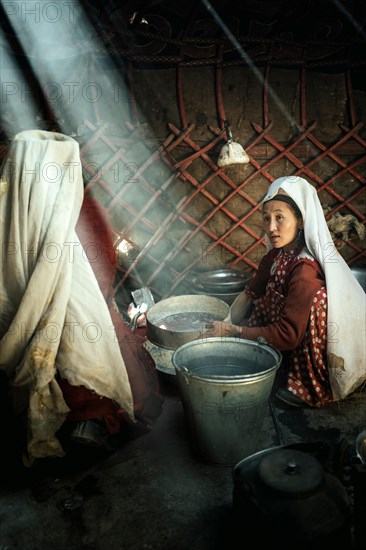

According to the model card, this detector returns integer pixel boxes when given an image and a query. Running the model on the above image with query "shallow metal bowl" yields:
[190,269,252,292]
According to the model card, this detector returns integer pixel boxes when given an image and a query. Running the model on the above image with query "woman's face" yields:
[262,200,303,250]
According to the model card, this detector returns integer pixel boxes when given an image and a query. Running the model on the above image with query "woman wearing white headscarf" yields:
[0,130,161,463]
[206,176,366,408]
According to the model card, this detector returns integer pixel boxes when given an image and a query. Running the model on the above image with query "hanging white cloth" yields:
[262,176,366,401]
[0,130,134,460]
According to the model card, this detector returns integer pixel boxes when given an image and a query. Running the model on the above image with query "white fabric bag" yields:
[0,130,134,460]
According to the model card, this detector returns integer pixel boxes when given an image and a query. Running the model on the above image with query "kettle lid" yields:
[258,449,324,497]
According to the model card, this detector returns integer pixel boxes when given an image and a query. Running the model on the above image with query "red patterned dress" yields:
[241,247,332,408]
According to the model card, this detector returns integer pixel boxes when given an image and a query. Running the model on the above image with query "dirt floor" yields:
[0,371,365,550]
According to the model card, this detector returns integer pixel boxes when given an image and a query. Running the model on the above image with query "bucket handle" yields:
[175,365,191,384]
[257,336,281,359]
[257,336,269,346]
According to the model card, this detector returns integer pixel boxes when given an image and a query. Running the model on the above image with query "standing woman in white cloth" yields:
[0,130,138,463]
[205,176,366,408]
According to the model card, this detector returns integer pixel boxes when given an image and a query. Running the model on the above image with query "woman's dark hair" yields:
[263,194,303,220]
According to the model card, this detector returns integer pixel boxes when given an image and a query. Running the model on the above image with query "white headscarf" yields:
[262,176,366,401]
[0,130,134,460]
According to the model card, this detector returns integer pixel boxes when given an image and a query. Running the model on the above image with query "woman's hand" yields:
[203,321,242,339]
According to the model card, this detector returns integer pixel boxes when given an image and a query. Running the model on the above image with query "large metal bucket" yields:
[172,337,282,465]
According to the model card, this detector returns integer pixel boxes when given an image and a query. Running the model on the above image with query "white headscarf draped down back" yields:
[262,176,366,401]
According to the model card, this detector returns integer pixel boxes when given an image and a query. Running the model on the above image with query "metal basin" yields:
[146,294,229,350]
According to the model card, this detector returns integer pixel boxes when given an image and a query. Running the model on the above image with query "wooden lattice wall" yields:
[75,62,366,303]
[1,30,365,304]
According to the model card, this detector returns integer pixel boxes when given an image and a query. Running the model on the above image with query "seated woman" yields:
[0,129,162,465]
[205,176,366,408]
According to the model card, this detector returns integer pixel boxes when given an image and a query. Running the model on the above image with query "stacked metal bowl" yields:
[188,268,252,304]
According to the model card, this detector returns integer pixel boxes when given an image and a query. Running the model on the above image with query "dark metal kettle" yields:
[232,444,352,549]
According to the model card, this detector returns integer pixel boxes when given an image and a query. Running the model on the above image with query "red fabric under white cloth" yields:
[70,193,163,429]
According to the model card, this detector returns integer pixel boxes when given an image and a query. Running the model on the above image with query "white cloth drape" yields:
[262,176,366,401]
[0,130,134,460]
